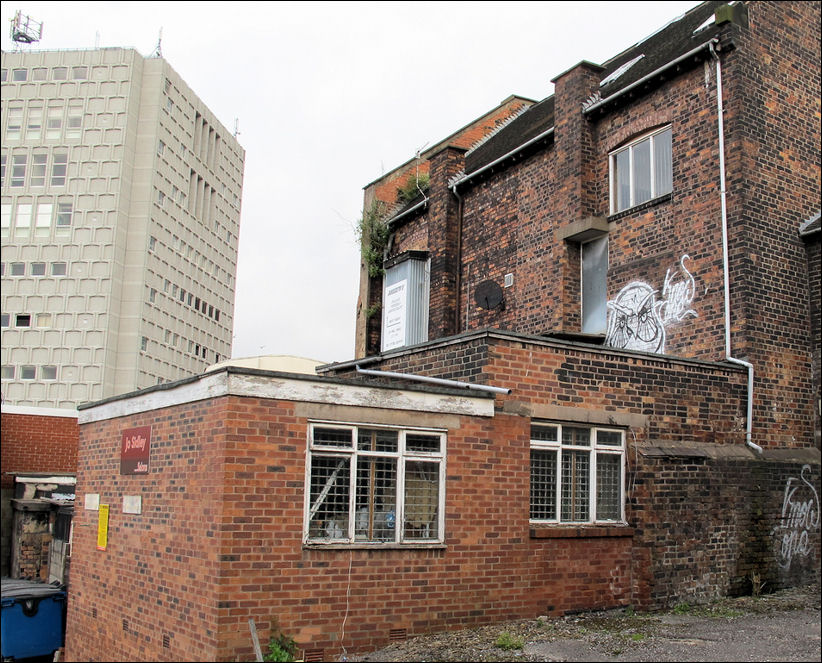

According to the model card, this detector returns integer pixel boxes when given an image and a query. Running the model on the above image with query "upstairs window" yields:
[530,422,625,524]
[610,126,672,214]
[305,423,445,545]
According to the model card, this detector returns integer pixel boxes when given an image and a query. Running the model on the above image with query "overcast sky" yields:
[2,1,700,364]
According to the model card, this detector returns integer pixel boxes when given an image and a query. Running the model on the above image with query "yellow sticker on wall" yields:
[97,504,109,551]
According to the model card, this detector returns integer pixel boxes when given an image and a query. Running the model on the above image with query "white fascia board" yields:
[1,404,79,418]
[79,371,494,424]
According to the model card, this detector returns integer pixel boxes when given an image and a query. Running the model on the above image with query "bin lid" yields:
[1,577,65,599]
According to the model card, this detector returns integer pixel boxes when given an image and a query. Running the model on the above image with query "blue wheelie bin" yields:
[1,577,67,661]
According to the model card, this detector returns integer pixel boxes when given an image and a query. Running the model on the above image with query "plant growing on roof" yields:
[397,171,429,204]
[356,199,390,278]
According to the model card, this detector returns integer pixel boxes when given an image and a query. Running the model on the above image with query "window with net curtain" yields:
[610,126,672,214]
[306,424,445,544]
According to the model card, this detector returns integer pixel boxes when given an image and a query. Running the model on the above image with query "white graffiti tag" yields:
[605,254,698,354]
[773,465,820,569]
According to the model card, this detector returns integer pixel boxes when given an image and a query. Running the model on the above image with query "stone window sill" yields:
[608,192,672,222]
[530,525,634,539]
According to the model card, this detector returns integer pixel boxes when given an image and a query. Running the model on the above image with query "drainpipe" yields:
[355,364,511,395]
[711,42,761,455]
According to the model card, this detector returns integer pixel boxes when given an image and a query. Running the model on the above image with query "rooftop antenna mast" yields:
[152,27,163,58]
[10,10,42,50]
[234,118,241,138]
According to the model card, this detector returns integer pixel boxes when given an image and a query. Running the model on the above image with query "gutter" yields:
[355,364,511,395]
[386,198,428,229]
[583,39,719,116]
[450,127,555,192]
[711,42,761,456]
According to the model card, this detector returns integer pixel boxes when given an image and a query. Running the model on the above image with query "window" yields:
[66,102,83,139]
[1,314,9,327]
[16,314,32,327]
[10,153,27,186]
[610,126,672,214]
[42,366,57,380]
[14,203,32,238]
[32,68,47,81]
[11,262,25,276]
[1,153,6,187]
[31,152,47,186]
[51,262,67,276]
[141,336,149,351]
[31,262,46,275]
[71,66,88,80]
[1,204,10,238]
[12,69,27,82]
[21,366,36,380]
[6,106,23,141]
[26,107,43,140]
[37,313,51,327]
[305,423,445,544]
[35,203,52,237]
[581,235,608,334]
[52,67,67,80]
[1,366,14,379]
[56,202,73,233]
[530,423,624,523]
[46,106,62,139]
[51,152,68,186]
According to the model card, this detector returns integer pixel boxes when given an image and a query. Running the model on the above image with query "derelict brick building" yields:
[65,2,820,661]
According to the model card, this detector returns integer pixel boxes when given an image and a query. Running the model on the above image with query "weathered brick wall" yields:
[806,236,821,449]
[65,398,228,662]
[0,412,79,489]
[630,455,821,610]
[721,1,821,449]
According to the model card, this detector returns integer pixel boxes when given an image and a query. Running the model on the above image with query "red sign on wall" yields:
[120,426,151,475]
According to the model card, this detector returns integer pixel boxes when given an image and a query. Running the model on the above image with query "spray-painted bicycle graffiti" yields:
[605,254,698,353]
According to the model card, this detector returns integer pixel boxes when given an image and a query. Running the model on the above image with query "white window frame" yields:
[304,421,446,546]
[609,126,672,214]
[529,422,625,524]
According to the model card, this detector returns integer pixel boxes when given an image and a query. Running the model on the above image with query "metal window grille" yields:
[530,449,557,520]
[403,461,439,539]
[307,455,350,539]
[355,457,397,541]
[561,450,590,521]
[596,453,621,520]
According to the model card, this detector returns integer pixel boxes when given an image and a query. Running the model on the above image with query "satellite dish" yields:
[474,280,504,310]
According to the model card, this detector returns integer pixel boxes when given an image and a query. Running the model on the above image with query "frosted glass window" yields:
[581,235,608,334]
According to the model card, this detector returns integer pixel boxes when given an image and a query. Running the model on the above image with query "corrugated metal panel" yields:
[382,257,429,351]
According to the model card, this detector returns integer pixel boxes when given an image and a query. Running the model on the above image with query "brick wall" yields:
[0,411,79,489]
[65,365,820,661]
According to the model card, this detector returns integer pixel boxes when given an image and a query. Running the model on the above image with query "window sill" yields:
[303,542,447,550]
[608,192,672,222]
[530,525,633,539]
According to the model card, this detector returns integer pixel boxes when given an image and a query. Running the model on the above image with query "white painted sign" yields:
[383,279,407,351]
[84,493,100,511]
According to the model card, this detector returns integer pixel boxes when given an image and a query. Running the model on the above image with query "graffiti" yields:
[605,254,697,353]
[773,465,820,569]
[660,255,698,324]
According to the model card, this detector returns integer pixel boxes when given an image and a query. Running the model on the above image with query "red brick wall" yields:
[0,412,79,489]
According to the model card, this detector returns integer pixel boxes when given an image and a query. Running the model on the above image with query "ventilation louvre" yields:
[389,628,408,642]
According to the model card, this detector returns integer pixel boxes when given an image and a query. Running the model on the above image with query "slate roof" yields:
[464,1,726,177]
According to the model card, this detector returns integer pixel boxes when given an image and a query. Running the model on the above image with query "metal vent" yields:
[163,634,171,649]
[504,273,514,288]
[303,648,324,662]
[122,619,129,632]
[390,628,408,641]
[91,607,97,619]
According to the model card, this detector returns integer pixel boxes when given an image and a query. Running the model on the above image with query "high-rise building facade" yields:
[1,48,244,408]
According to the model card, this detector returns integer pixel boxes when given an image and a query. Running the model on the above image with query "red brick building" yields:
[65,2,819,661]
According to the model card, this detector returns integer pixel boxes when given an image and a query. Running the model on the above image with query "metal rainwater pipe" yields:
[711,41,761,455]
